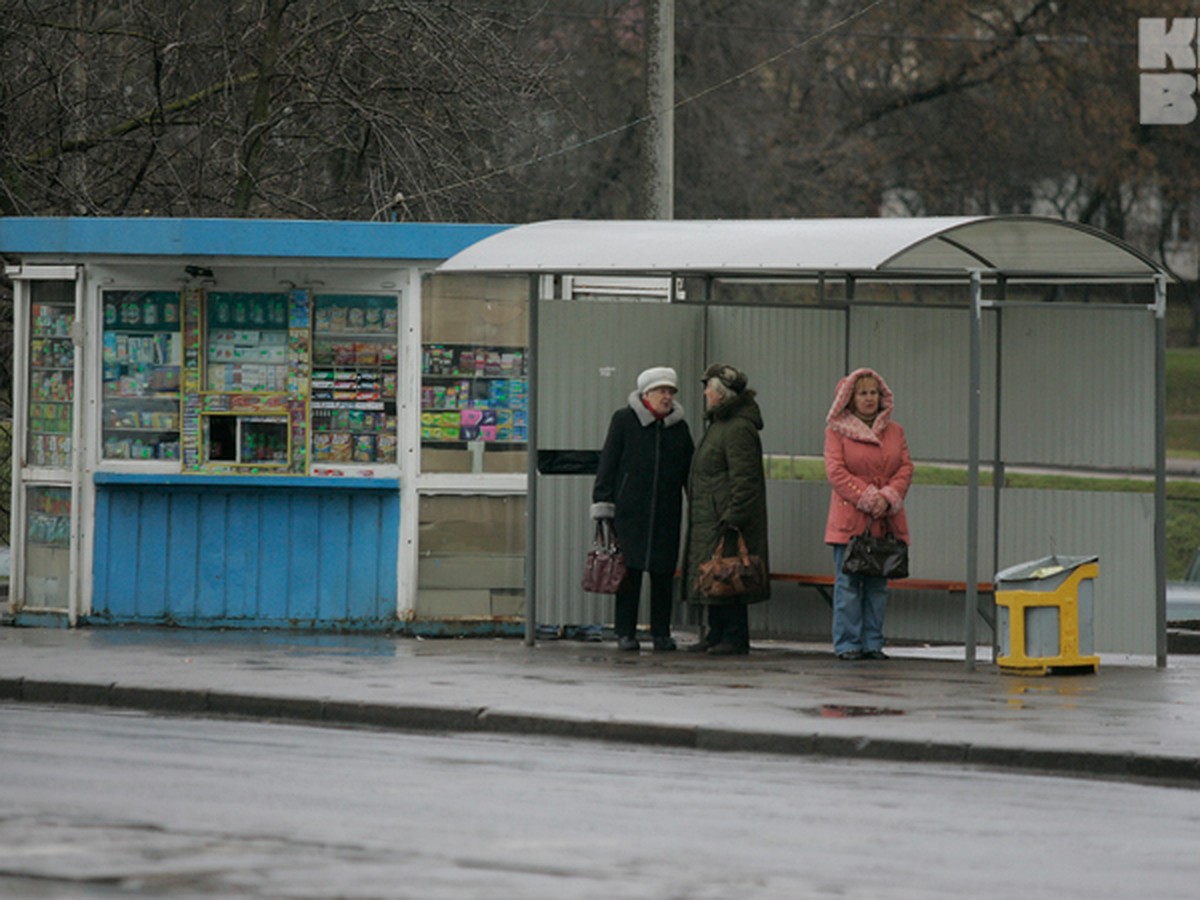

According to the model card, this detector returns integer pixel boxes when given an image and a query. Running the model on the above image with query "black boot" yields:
[706,641,749,656]
[708,604,749,655]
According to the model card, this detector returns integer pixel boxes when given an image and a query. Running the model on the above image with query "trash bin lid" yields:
[995,554,1098,584]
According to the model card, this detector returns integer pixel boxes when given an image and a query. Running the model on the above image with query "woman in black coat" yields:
[591,366,694,651]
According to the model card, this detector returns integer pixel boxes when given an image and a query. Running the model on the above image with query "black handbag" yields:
[842,525,909,579]
[582,519,628,593]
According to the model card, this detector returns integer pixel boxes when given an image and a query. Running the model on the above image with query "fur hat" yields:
[637,366,678,394]
[701,362,747,394]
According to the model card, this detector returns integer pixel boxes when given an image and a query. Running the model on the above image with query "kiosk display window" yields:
[27,294,75,468]
[203,414,289,464]
[94,287,397,474]
[310,294,399,465]
[24,485,71,609]
[420,275,529,474]
[101,290,182,460]
[204,292,289,392]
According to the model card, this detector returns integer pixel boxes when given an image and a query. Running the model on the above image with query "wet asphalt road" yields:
[3,704,1199,899]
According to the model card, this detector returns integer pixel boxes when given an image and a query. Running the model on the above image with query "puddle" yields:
[811,704,906,718]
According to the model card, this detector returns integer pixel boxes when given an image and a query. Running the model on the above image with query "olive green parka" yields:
[682,389,770,605]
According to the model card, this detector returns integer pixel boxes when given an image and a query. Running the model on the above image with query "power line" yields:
[396,0,893,208]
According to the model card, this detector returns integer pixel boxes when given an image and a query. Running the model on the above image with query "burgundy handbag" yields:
[582,519,628,593]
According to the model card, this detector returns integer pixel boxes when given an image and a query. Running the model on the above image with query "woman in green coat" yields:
[682,363,770,655]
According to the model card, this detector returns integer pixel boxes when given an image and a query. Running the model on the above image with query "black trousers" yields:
[705,603,749,648]
[614,566,674,639]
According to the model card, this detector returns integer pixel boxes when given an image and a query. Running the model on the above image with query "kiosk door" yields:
[10,267,84,625]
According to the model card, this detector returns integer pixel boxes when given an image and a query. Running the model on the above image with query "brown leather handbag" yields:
[698,529,767,598]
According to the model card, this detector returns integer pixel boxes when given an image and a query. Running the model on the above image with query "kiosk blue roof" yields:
[0,217,509,261]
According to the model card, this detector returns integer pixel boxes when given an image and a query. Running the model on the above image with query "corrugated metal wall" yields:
[535,299,705,628]
[536,299,706,448]
[847,305,998,462]
[92,483,399,627]
[998,307,1155,468]
[998,489,1157,653]
[533,295,1159,654]
[704,305,843,455]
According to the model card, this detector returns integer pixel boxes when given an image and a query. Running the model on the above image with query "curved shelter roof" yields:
[439,215,1166,281]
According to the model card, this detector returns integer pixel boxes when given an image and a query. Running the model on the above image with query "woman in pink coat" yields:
[823,367,913,660]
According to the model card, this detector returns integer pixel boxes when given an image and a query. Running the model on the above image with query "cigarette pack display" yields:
[310,293,398,469]
[312,432,334,460]
[376,433,398,463]
[419,339,527,449]
[329,433,353,461]
[352,434,375,462]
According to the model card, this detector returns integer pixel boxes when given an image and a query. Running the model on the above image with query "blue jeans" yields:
[831,544,889,655]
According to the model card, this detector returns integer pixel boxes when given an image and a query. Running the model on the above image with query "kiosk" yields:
[3,218,535,632]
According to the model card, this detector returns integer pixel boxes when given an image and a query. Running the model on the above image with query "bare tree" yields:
[0,0,559,220]
[3,1,1198,337]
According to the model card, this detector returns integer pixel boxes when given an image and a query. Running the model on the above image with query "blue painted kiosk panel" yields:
[92,475,400,630]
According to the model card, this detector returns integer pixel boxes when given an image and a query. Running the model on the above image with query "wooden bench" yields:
[772,572,997,631]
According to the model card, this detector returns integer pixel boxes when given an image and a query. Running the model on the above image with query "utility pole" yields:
[643,0,674,219]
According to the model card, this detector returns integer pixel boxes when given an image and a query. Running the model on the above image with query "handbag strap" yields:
[711,528,752,562]
[596,518,619,551]
[860,522,899,540]
[733,529,753,563]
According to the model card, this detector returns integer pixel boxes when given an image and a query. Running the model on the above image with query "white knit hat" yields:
[637,366,678,394]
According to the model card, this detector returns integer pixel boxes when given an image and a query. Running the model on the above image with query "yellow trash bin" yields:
[994,555,1100,675]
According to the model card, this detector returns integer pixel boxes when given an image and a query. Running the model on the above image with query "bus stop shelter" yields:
[439,216,1171,669]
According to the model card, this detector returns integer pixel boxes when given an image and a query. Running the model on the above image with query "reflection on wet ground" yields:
[814,704,906,718]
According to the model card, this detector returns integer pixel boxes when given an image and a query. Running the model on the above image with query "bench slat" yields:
[771,572,993,593]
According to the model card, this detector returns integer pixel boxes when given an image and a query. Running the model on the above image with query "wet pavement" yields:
[3,626,1200,786]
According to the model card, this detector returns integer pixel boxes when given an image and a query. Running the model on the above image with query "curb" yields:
[5,677,1200,788]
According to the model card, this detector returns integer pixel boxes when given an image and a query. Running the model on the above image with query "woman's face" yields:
[703,381,722,409]
[643,385,676,415]
[852,378,880,417]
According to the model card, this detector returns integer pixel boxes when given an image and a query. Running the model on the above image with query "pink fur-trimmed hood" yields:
[825,367,895,444]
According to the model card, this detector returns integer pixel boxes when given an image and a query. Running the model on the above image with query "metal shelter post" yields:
[524,274,540,646]
[1155,273,1168,667]
[965,270,983,671]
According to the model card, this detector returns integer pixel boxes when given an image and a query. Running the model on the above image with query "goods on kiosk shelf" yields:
[308,295,399,466]
[311,338,398,367]
[101,290,184,461]
[313,298,397,334]
[103,435,181,461]
[103,292,180,330]
[311,431,398,464]
[27,304,76,467]
[26,486,71,548]
[419,342,527,444]
[422,344,526,378]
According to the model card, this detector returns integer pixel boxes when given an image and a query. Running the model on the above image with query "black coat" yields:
[592,392,694,574]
